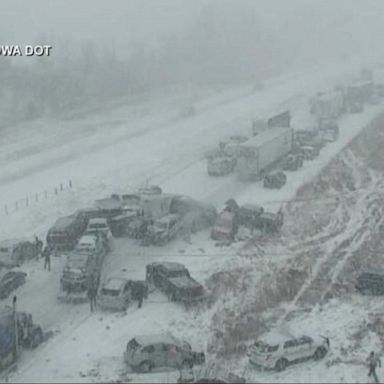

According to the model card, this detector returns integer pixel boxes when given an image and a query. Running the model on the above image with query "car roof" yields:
[258,333,291,345]
[103,277,128,290]
[134,333,179,346]
[156,214,179,223]
[168,276,201,289]
[150,262,187,271]
[78,235,97,244]
[88,218,108,224]
[259,331,308,345]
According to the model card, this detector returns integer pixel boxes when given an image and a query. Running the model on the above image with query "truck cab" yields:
[145,214,180,245]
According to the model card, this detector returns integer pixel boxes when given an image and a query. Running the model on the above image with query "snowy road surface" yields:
[2,58,384,383]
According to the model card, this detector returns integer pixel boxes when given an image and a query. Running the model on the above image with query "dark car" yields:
[356,269,384,295]
[236,204,264,228]
[146,262,205,304]
[281,154,303,171]
[0,269,27,299]
[263,171,287,189]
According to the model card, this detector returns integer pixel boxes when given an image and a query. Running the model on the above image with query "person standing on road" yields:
[367,351,381,383]
[132,281,146,309]
[34,236,43,260]
[42,246,51,271]
[87,278,97,312]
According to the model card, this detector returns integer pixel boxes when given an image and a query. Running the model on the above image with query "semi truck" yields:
[235,127,294,181]
[310,91,344,121]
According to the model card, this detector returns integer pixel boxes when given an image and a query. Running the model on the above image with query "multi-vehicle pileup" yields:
[1,65,384,378]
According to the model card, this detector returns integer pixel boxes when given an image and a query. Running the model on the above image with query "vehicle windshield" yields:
[67,256,87,269]
[154,221,168,230]
[167,269,189,278]
[253,341,279,353]
[89,223,107,229]
[101,288,120,297]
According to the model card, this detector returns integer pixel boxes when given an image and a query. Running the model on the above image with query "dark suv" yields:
[356,269,384,295]
[146,262,205,304]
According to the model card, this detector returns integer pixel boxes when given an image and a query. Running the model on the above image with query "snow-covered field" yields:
[2,57,384,383]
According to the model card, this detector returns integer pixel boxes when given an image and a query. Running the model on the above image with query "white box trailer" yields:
[236,127,294,181]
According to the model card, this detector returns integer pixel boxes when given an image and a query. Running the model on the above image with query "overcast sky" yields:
[2,0,384,68]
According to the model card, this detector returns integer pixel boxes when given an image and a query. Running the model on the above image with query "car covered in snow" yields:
[355,269,384,295]
[98,277,133,311]
[74,234,106,256]
[0,239,39,268]
[263,171,287,189]
[207,156,237,176]
[146,262,205,304]
[59,248,105,301]
[86,218,112,240]
[0,268,27,299]
[124,333,205,373]
[85,218,112,251]
[248,332,330,371]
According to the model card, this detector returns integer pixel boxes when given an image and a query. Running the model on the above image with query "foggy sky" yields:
[2,0,384,61]
[1,0,384,84]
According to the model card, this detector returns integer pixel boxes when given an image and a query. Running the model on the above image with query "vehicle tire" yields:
[275,358,288,372]
[139,360,153,373]
[181,359,193,370]
[314,346,327,360]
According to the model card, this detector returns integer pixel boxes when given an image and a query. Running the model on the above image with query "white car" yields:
[98,277,132,311]
[86,218,112,239]
[86,218,112,250]
[74,234,105,255]
[248,332,329,371]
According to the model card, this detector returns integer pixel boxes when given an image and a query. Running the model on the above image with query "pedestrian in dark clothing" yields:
[34,236,43,260]
[133,281,146,309]
[87,280,97,312]
[367,351,381,383]
[42,246,51,271]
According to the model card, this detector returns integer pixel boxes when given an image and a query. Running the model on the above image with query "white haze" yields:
[1,0,384,125]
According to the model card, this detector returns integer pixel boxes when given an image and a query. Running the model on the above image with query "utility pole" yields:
[12,295,18,362]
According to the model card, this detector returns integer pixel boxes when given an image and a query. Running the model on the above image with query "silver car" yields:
[124,333,204,373]
[98,277,132,311]
[248,332,330,371]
